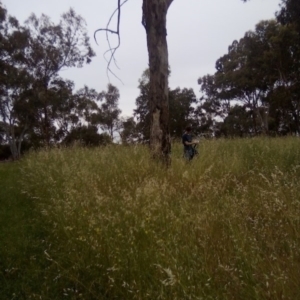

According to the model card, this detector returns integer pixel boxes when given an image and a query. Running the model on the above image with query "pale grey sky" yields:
[3,0,281,116]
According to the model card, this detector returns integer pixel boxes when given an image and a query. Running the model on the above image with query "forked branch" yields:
[94,0,129,82]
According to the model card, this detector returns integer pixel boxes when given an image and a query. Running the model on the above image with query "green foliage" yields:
[25,8,95,81]
[0,4,96,156]
[5,137,298,299]
[0,4,128,156]
[169,87,198,137]
[98,84,122,140]
[277,0,300,31]
[23,9,95,146]
[134,69,198,141]
[63,125,112,146]
[198,16,300,136]
[119,116,139,144]
[134,69,151,142]
[221,105,254,137]
[0,2,31,159]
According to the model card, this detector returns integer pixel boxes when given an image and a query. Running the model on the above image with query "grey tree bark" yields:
[142,0,173,166]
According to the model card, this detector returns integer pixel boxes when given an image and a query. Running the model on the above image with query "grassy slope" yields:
[1,138,300,299]
[0,162,51,299]
[22,139,300,299]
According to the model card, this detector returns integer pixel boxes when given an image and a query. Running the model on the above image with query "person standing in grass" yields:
[182,126,199,161]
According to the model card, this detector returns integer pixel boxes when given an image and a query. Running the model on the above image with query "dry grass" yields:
[20,137,300,299]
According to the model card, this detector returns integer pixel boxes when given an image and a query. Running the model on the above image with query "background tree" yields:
[169,87,197,138]
[98,83,121,140]
[274,0,300,134]
[0,71,33,159]
[57,85,100,139]
[0,4,31,159]
[134,69,151,142]
[119,117,139,144]
[221,105,254,137]
[18,78,75,147]
[198,16,300,136]
[63,125,111,146]
[276,0,300,31]
[24,9,95,146]
[134,69,198,141]
[193,97,223,136]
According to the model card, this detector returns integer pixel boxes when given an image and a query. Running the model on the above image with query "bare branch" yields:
[94,0,129,82]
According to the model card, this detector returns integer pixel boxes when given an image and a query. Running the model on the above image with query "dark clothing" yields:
[182,133,192,150]
[182,132,197,160]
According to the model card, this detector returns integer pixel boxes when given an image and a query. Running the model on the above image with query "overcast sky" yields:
[3,0,281,116]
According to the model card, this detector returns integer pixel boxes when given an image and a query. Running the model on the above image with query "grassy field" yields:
[1,137,300,299]
[0,162,53,299]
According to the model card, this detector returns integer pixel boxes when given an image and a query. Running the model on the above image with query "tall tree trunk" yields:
[142,0,173,166]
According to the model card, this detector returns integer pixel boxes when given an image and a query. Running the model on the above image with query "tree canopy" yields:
[198,0,300,137]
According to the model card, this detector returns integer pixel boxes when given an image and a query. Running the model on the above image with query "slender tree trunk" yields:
[0,111,20,160]
[142,0,173,166]
[38,86,51,147]
[8,128,18,160]
[110,123,113,141]
[17,125,28,159]
[292,111,300,135]
[43,104,50,146]
[256,107,266,135]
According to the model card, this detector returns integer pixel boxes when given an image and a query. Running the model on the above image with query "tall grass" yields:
[21,137,300,299]
[0,162,54,299]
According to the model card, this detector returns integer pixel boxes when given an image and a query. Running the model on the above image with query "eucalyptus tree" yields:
[63,125,112,146]
[59,85,100,138]
[169,87,197,138]
[98,83,122,140]
[141,0,174,164]
[0,3,32,159]
[119,117,139,144]
[218,35,271,134]
[142,0,249,163]
[27,78,76,145]
[134,69,198,141]
[134,69,151,142]
[98,0,250,163]
[24,8,95,145]
[221,105,255,137]
[275,0,300,133]
[277,0,300,31]
[97,0,174,162]
[198,19,300,135]
[193,93,226,136]
[0,70,31,159]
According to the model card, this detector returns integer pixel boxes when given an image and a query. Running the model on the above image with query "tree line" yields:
[1,0,299,160]
[0,3,120,159]
[0,1,199,160]
[198,0,300,137]
[123,0,300,142]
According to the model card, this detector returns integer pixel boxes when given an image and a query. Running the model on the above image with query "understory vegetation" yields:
[1,137,300,299]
